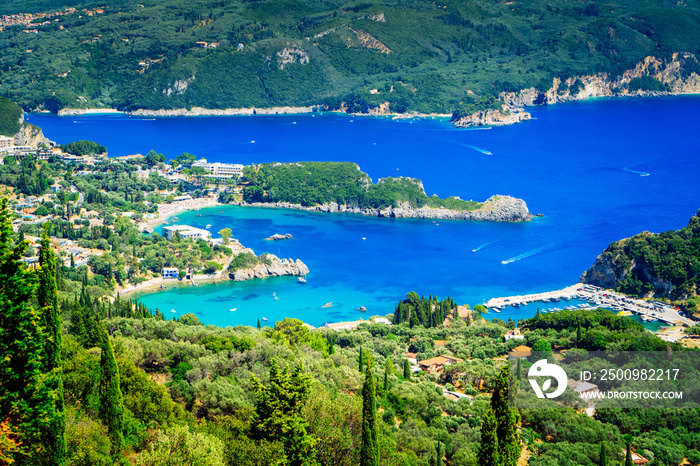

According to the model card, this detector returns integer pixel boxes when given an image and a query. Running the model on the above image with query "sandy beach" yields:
[144,196,221,229]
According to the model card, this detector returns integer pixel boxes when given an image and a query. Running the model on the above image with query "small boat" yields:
[273,297,279,301]
[172,216,179,221]
[196,214,202,217]
[205,224,212,229]
[163,221,169,225]
[298,276,307,284]
[472,249,477,253]
[357,306,367,312]
[219,211,224,213]
[492,308,501,313]
[229,308,237,312]
[170,309,176,313]
[322,302,333,308]
[362,237,366,240]
[262,317,268,321]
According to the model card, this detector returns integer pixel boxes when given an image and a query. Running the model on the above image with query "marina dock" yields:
[485,284,694,327]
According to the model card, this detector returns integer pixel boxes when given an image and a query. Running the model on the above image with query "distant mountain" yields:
[2,0,700,115]
[581,211,700,300]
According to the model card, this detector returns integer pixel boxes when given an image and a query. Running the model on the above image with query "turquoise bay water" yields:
[28,97,700,327]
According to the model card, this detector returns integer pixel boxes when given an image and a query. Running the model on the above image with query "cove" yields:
[27,96,700,327]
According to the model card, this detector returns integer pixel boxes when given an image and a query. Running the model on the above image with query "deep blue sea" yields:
[27,97,700,327]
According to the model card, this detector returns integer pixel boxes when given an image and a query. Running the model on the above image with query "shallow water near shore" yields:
[28,97,700,327]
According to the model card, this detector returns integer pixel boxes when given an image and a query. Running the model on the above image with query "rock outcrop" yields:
[236,195,533,222]
[452,108,531,128]
[265,233,293,241]
[13,111,53,147]
[231,254,309,281]
[580,232,682,298]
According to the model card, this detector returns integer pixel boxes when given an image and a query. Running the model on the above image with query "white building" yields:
[162,224,211,241]
[192,158,243,179]
[504,328,525,341]
[0,136,13,149]
[162,267,179,279]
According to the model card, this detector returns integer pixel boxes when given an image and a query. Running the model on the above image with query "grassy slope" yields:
[1,0,700,113]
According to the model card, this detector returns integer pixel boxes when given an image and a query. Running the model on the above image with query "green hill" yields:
[0,97,22,137]
[581,211,700,300]
[2,0,700,114]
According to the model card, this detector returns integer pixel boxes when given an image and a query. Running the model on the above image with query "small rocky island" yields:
[223,162,534,222]
[264,233,293,241]
[226,238,308,281]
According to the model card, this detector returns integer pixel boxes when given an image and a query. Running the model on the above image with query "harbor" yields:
[485,283,695,330]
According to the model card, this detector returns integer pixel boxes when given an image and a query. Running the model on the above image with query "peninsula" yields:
[220,162,533,222]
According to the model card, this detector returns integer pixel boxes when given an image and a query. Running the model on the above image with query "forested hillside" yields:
[228,161,482,210]
[0,97,23,136]
[581,210,700,301]
[2,0,700,114]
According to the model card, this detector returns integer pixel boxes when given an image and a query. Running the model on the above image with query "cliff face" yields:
[237,195,533,222]
[14,117,52,148]
[580,230,693,299]
[231,254,309,281]
[501,52,700,110]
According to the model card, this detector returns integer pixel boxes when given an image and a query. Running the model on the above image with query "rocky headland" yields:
[235,195,533,222]
[580,232,676,298]
[230,254,309,281]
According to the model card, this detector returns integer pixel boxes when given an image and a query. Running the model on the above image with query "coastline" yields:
[57,108,123,116]
[231,195,534,222]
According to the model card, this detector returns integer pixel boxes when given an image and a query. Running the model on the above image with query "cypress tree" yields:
[625,444,633,466]
[403,359,410,380]
[477,408,500,466]
[38,227,66,464]
[98,328,125,456]
[359,346,364,373]
[360,356,379,466]
[599,442,607,466]
[0,199,57,462]
[257,318,261,329]
[492,366,520,466]
[516,359,522,381]
[384,358,393,391]
[576,324,582,347]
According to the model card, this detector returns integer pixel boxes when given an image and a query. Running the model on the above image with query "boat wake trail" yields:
[501,244,552,264]
[623,167,650,177]
[472,238,502,253]
[465,144,493,155]
[447,140,493,155]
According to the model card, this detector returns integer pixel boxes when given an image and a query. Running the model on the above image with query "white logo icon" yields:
[528,359,567,399]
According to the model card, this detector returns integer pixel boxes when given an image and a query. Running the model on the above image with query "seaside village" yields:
[3,137,700,414]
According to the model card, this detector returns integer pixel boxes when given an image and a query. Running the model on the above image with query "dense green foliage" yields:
[393,292,457,328]
[60,140,107,156]
[5,0,700,114]
[584,210,700,299]
[0,155,54,196]
[233,162,482,210]
[0,96,22,137]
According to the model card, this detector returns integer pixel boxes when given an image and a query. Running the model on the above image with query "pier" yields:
[485,284,582,308]
[485,284,694,327]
